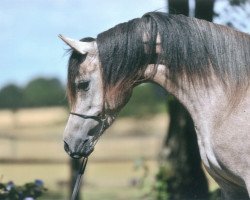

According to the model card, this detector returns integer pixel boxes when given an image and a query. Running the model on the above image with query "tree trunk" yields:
[195,0,215,22]
[168,0,189,15]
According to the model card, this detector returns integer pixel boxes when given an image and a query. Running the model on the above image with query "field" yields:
[0,107,218,199]
[0,107,171,199]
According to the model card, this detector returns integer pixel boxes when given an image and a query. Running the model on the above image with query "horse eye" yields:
[76,81,90,91]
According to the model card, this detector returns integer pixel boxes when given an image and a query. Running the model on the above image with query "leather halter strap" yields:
[69,111,108,142]
[70,112,106,123]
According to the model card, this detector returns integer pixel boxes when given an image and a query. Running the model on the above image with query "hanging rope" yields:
[70,157,88,200]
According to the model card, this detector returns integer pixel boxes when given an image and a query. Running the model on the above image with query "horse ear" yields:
[58,34,96,55]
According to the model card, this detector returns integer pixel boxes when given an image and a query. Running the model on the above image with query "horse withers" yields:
[60,12,250,199]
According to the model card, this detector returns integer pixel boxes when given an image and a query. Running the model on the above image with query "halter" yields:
[70,112,106,124]
[69,52,109,199]
[69,111,108,150]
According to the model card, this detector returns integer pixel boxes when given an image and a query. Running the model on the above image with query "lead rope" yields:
[70,157,88,200]
[69,113,107,200]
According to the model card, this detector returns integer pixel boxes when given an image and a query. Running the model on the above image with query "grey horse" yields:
[60,12,250,199]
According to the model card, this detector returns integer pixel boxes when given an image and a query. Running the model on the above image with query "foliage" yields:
[0,78,167,118]
[210,189,221,200]
[0,180,47,200]
[0,77,67,109]
[152,162,222,200]
[152,163,171,200]
[132,157,150,188]
[229,0,248,6]
[119,83,167,117]
[0,84,23,110]
[22,78,66,107]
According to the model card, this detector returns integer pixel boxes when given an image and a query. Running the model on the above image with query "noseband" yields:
[69,112,108,200]
[70,111,108,143]
[70,112,106,123]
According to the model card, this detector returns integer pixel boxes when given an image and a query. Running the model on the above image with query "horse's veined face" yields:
[60,35,134,158]
[65,54,104,158]
[60,36,106,158]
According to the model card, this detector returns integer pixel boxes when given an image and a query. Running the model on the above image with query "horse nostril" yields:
[64,141,70,153]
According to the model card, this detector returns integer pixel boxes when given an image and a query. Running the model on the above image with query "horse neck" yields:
[144,64,228,129]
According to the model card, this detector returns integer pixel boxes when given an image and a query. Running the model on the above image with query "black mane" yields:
[97,14,158,88]
[97,12,250,97]
[68,12,250,106]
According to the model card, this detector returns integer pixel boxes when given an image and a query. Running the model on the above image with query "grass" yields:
[0,107,169,199]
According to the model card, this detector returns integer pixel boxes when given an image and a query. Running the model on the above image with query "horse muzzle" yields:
[64,139,94,159]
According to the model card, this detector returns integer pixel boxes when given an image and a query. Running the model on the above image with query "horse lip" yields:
[65,139,95,159]
[71,142,94,159]
[69,146,94,159]
[70,153,82,159]
[65,142,94,159]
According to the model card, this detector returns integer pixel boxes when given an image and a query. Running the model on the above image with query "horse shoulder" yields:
[210,87,250,188]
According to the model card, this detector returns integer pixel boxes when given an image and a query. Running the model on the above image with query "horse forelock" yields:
[96,14,159,103]
[95,12,250,107]
[67,37,96,108]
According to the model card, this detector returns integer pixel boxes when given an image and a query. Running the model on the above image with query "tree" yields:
[0,84,23,109]
[0,77,67,109]
[216,0,250,32]
[195,0,214,21]
[0,84,24,127]
[22,77,66,107]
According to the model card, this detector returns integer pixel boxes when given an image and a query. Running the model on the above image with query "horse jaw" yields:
[104,83,133,114]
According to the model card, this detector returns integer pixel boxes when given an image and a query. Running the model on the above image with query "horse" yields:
[60,12,250,199]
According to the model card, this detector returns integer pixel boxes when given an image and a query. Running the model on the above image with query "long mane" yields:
[97,12,250,103]
[68,12,250,107]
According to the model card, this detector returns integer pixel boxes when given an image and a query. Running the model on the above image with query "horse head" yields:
[60,35,133,159]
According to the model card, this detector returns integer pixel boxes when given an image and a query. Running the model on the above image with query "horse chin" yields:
[69,141,95,159]
[67,115,116,160]
[81,141,95,157]
[82,145,95,158]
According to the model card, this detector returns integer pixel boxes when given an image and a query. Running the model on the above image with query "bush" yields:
[119,83,167,117]
[0,77,67,109]
[0,84,23,109]
[22,78,66,107]
[0,180,47,200]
